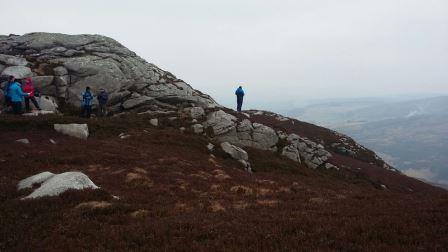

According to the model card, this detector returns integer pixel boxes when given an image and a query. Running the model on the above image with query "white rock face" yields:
[220,142,248,161]
[54,123,89,140]
[0,33,219,112]
[19,171,99,199]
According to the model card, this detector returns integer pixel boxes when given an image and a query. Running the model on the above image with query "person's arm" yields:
[17,85,30,97]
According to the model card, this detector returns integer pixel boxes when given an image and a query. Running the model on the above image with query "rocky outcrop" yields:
[204,109,338,170]
[0,33,218,113]
[281,144,301,162]
[284,133,333,169]
[204,110,278,150]
[54,123,89,139]
[18,171,99,199]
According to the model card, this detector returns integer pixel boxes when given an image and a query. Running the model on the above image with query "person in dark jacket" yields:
[8,76,30,114]
[97,88,108,117]
[81,86,94,118]
[22,77,41,112]
[235,86,245,112]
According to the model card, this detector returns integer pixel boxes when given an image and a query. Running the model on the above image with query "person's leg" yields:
[30,97,41,110]
[98,104,104,117]
[237,97,243,112]
[12,102,22,114]
[24,98,31,112]
[86,105,92,118]
[3,97,10,112]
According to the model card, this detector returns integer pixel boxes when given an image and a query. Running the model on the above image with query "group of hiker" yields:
[2,75,40,114]
[79,86,109,118]
[1,75,109,117]
[2,76,246,116]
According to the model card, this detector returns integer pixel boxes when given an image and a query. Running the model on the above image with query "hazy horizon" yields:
[1,0,448,109]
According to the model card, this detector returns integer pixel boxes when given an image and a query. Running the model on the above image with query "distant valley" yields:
[286,96,448,186]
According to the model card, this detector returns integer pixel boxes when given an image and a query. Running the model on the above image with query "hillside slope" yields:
[1,113,447,251]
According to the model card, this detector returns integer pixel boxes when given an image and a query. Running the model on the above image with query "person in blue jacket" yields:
[235,86,245,112]
[81,86,94,118]
[3,76,15,111]
[7,76,30,114]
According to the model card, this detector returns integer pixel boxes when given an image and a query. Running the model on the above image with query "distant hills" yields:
[287,96,448,186]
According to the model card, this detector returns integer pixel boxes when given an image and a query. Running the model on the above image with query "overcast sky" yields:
[2,0,447,108]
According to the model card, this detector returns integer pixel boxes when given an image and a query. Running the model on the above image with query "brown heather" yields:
[0,113,447,251]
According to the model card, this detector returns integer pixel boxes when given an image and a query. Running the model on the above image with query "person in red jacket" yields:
[22,77,41,112]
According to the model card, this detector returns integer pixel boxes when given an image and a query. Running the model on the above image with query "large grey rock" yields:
[220,142,248,161]
[0,33,219,110]
[54,123,89,139]
[38,95,58,112]
[19,171,99,199]
[1,66,32,78]
[0,54,28,66]
[204,110,279,151]
[252,123,279,150]
[204,110,237,136]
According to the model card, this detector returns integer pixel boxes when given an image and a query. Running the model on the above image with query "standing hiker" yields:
[235,85,245,112]
[97,88,108,117]
[2,76,15,112]
[23,77,41,112]
[8,76,30,114]
[81,86,94,118]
